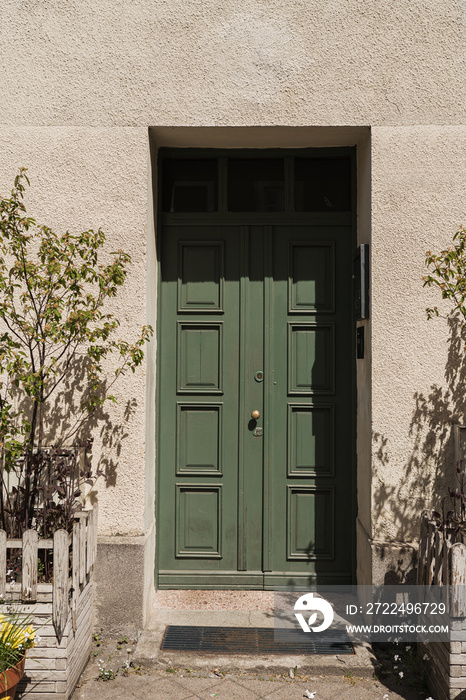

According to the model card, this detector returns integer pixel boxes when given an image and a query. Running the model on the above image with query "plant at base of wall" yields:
[431,463,466,539]
[0,168,153,539]
[0,606,36,700]
[0,607,35,671]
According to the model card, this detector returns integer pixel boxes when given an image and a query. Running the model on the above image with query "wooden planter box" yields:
[418,513,466,700]
[0,506,98,700]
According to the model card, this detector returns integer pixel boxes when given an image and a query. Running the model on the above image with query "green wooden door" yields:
[157,151,356,589]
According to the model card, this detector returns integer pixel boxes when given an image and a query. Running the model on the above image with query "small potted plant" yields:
[0,608,35,700]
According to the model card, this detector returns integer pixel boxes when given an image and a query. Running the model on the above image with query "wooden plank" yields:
[62,619,92,692]
[92,502,98,569]
[6,538,70,549]
[73,604,92,644]
[0,529,6,599]
[429,645,450,675]
[442,538,450,593]
[77,578,93,606]
[86,508,94,572]
[21,668,68,681]
[24,692,65,698]
[25,656,57,671]
[35,593,53,603]
[442,538,450,584]
[91,505,97,569]
[37,583,53,592]
[68,607,92,658]
[68,654,92,691]
[21,599,92,698]
[8,602,53,615]
[22,529,39,601]
[74,593,93,632]
[20,687,64,694]
[68,625,92,672]
[72,519,80,632]
[4,582,55,600]
[34,633,69,649]
[73,512,87,584]
[26,647,68,659]
[79,515,86,585]
[74,583,93,618]
[451,542,466,617]
[2,524,95,697]
[67,649,91,693]
[52,529,69,643]
[2,589,57,604]
[434,530,443,584]
[424,524,431,585]
[417,515,428,584]
[17,685,63,696]
[426,520,435,585]
[6,539,54,549]
[442,537,450,615]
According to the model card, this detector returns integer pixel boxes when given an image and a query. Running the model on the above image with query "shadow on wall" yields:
[13,354,137,492]
[98,396,138,487]
[372,316,466,569]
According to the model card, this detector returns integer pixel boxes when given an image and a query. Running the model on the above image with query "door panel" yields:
[158,226,241,582]
[157,153,355,589]
[158,221,354,588]
[176,485,222,558]
[177,241,224,312]
[288,241,335,313]
[176,403,223,475]
[265,225,353,586]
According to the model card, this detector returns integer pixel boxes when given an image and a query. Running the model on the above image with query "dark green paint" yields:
[156,150,356,589]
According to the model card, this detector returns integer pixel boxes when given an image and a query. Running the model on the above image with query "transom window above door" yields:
[161,152,352,214]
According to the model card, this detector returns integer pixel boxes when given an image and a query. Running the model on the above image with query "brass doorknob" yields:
[251,410,261,420]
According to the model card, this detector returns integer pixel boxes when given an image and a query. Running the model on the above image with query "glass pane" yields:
[228,159,284,212]
[162,159,218,212]
[294,158,351,212]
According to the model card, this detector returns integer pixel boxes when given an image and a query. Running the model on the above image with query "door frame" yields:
[155,147,358,588]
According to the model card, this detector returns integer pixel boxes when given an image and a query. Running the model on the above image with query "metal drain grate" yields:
[161,626,354,655]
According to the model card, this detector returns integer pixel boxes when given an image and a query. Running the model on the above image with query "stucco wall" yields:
[0,0,464,127]
[371,126,466,544]
[0,128,150,537]
[1,0,465,626]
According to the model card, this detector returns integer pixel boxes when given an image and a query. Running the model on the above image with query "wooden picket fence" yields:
[418,512,466,700]
[417,512,466,616]
[0,504,98,642]
[0,505,98,698]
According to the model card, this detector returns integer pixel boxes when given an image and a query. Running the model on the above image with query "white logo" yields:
[294,593,334,633]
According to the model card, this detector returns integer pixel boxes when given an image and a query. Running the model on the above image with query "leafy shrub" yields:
[0,169,152,537]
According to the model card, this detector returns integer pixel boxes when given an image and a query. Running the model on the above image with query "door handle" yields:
[251,410,261,420]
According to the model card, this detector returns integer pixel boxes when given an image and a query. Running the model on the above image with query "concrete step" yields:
[134,607,378,677]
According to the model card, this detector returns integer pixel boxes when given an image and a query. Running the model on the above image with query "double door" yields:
[157,213,355,588]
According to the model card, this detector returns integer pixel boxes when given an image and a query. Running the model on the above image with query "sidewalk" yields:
[73,647,431,700]
[72,591,434,699]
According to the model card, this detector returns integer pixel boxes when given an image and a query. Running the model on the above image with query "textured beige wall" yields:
[0,128,150,537]
[0,0,464,127]
[1,0,465,615]
[371,126,466,544]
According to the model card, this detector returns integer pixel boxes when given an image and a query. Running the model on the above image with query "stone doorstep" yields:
[134,609,378,677]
